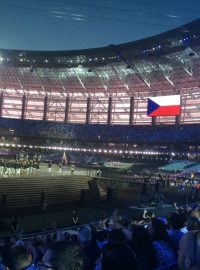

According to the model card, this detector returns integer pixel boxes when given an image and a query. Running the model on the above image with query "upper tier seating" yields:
[1,118,200,143]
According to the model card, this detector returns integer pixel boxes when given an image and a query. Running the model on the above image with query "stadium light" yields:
[0,142,183,157]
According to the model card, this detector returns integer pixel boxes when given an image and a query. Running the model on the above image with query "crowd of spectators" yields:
[0,206,200,270]
[1,118,200,144]
[121,173,199,186]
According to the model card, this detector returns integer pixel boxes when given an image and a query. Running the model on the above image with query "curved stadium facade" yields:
[0,19,200,125]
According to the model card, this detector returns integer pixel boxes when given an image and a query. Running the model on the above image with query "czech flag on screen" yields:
[147,95,181,117]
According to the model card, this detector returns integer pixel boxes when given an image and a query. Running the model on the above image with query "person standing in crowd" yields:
[35,161,40,175]
[38,242,83,270]
[72,209,79,226]
[10,216,19,234]
[195,182,200,201]
[48,161,52,173]
[167,212,185,254]
[178,231,200,270]
[79,226,100,270]
[99,242,138,270]
[148,218,176,269]
[71,164,75,175]
[0,160,4,175]
[16,161,21,176]
[167,175,170,187]
[58,163,62,173]
[4,245,36,270]
[130,225,156,270]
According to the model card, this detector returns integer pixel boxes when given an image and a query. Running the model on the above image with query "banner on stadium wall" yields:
[147,95,181,117]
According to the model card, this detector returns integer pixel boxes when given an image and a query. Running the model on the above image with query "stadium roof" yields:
[0,19,200,125]
[0,19,200,68]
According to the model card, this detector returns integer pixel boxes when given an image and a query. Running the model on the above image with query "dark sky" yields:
[0,0,199,51]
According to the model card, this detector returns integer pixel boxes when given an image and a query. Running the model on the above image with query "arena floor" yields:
[1,163,97,178]
[0,164,192,237]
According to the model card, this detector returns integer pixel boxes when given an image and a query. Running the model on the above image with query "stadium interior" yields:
[1,18,200,270]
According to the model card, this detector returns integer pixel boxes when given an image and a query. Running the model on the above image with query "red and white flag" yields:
[147,95,181,117]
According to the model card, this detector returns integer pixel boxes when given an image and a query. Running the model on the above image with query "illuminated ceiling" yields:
[0,19,200,125]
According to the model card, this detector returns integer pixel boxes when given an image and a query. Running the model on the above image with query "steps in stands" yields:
[0,175,103,208]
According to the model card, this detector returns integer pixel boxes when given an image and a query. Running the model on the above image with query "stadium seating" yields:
[1,117,200,144]
[0,175,92,208]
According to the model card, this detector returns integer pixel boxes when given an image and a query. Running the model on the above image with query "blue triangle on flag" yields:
[147,98,160,115]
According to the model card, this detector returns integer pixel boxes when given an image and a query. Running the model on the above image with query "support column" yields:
[152,116,157,126]
[107,96,112,125]
[64,96,70,123]
[86,96,91,124]
[175,115,181,125]
[43,95,48,121]
[0,92,3,118]
[21,94,26,120]
[129,96,134,126]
